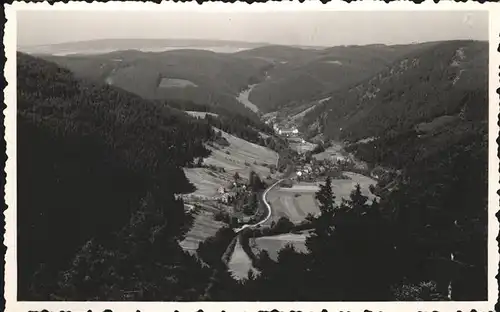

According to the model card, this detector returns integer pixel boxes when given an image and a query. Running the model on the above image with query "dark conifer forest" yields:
[17,52,215,299]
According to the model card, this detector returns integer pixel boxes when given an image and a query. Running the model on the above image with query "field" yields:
[236,85,260,113]
[266,184,320,223]
[290,96,331,121]
[181,128,278,254]
[312,144,344,161]
[184,127,279,199]
[265,172,377,224]
[185,111,219,119]
[250,233,309,261]
[179,208,226,253]
[159,78,198,88]
[415,115,459,133]
[228,239,257,280]
[288,138,317,154]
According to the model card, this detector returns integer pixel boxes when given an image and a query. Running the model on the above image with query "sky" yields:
[17,10,489,47]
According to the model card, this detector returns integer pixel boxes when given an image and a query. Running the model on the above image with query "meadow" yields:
[181,127,279,254]
[265,172,377,224]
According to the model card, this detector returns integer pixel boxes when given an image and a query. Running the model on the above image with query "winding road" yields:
[235,178,283,233]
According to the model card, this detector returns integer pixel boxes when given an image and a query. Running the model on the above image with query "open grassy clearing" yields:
[228,239,257,280]
[266,172,377,224]
[250,233,309,261]
[415,115,459,133]
[289,97,331,121]
[181,129,278,256]
[183,168,229,199]
[158,78,198,88]
[185,128,278,198]
[236,85,260,113]
[288,139,317,154]
[185,111,219,119]
[179,210,226,253]
[312,144,345,161]
[266,188,320,223]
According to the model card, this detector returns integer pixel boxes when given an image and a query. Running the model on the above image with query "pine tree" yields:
[315,177,336,217]
[309,176,336,240]
[346,183,369,216]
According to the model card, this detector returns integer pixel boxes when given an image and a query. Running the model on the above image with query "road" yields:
[234,178,284,233]
[227,178,283,279]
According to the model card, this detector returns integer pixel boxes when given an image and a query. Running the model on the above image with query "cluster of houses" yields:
[294,154,356,182]
[277,127,299,137]
[214,180,250,204]
[269,120,300,138]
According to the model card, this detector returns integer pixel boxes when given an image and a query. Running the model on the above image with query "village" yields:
[265,116,371,186]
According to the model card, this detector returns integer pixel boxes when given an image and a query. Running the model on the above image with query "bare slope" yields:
[184,128,279,199]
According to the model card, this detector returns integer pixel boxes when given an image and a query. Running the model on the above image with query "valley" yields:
[16,37,489,302]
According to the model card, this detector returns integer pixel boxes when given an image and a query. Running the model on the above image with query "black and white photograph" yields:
[4,2,499,311]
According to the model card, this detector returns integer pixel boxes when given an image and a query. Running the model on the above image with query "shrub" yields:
[280,179,293,188]
[214,136,230,147]
[214,211,230,224]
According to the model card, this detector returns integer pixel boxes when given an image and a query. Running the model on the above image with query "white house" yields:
[333,155,346,162]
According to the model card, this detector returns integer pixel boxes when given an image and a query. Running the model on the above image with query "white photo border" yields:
[4,1,499,312]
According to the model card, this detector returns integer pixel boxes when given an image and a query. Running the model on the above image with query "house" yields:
[333,155,346,162]
[221,193,230,204]
[217,186,226,194]
[278,127,299,137]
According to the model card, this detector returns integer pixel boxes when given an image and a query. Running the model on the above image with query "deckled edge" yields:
[3,2,500,312]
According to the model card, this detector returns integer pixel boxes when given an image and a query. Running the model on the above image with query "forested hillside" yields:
[166,100,275,146]
[39,49,274,117]
[17,53,217,299]
[302,40,487,142]
[243,43,435,112]
[324,40,489,300]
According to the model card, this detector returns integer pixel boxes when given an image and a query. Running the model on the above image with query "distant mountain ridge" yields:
[19,38,326,56]
[19,38,269,51]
